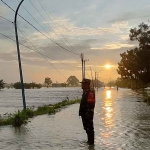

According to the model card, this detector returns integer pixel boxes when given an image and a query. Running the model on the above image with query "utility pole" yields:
[94,70,103,89]
[83,59,89,78]
[94,72,97,89]
[81,53,84,80]
[14,0,26,110]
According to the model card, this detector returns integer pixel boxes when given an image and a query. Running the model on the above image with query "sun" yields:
[105,64,111,69]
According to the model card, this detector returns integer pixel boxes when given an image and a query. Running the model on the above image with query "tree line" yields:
[44,75,80,87]
[0,79,5,90]
[117,23,150,89]
[0,75,80,90]
[13,82,42,89]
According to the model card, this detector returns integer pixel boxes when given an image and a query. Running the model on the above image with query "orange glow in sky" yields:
[105,64,111,69]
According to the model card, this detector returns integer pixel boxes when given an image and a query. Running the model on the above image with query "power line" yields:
[16,0,71,53]
[15,0,80,63]
[37,0,79,54]
[0,16,13,23]
[18,27,79,69]
[28,0,80,58]
[0,16,80,69]
[0,32,68,79]
[14,1,80,65]
[1,0,80,56]
[27,0,71,51]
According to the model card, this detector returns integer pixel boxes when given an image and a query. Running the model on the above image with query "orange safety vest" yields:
[87,91,95,103]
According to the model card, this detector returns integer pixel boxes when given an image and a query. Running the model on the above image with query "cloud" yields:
[108,8,150,23]
[91,42,134,50]
[0,51,17,62]
[39,41,89,60]
[0,5,9,15]
[120,35,129,40]
[0,47,81,70]
[49,60,78,64]
[33,18,129,40]
[0,19,14,35]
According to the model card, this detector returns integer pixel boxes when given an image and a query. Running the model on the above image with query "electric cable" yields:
[1,0,80,56]
[0,32,67,79]
[28,0,80,58]
[37,0,79,54]
[0,16,80,69]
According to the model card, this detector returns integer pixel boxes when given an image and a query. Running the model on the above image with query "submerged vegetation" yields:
[0,99,80,127]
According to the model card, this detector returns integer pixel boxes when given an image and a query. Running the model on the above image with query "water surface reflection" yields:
[101,90,115,140]
[1,88,150,149]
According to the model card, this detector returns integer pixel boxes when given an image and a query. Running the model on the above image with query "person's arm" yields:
[79,101,82,116]
[79,94,84,116]
[79,92,87,116]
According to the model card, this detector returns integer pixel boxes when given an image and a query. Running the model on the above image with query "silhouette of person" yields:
[79,78,95,145]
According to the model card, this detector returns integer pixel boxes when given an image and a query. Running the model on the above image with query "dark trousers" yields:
[81,113,94,144]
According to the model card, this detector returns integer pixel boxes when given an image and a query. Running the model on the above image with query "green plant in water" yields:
[0,98,80,127]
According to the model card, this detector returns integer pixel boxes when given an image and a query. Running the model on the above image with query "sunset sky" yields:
[0,0,150,83]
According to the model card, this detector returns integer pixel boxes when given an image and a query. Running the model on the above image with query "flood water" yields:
[1,88,150,150]
[0,87,82,115]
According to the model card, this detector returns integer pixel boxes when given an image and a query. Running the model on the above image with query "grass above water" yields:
[0,99,80,127]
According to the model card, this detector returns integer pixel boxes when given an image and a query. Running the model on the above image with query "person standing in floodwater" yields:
[79,78,95,145]
[117,86,118,91]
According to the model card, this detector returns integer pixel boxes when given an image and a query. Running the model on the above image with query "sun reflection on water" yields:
[101,90,115,139]
[106,90,111,99]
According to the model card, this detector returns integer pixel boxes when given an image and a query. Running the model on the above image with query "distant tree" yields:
[44,77,52,88]
[66,76,79,86]
[30,82,36,89]
[0,79,5,90]
[36,84,42,89]
[13,82,21,89]
[13,82,42,89]
[107,81,116,87]
[24,83,31,89]
[61,83,67,87]
[117,48,139,80]
[116,78,132,88]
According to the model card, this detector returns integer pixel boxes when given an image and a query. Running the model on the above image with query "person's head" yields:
[80,78,91,90]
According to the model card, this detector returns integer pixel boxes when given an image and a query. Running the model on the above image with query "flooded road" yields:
[1,88,150,150]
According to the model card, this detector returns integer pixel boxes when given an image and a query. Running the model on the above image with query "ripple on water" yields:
[1,88,150,149]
